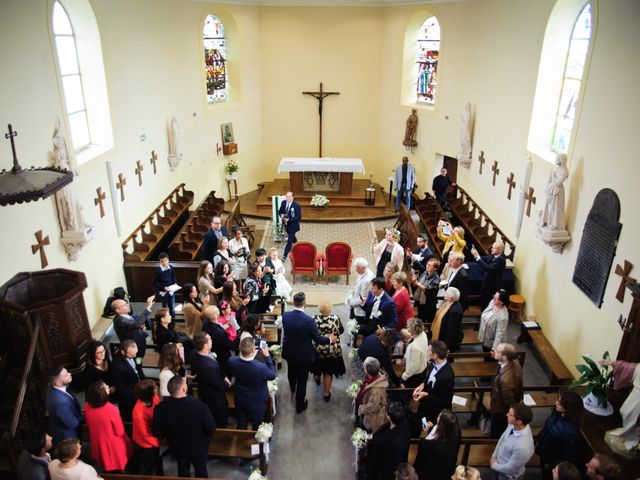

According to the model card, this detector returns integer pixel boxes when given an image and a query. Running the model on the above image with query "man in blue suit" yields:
[394,156,415,212]
[278,191,301,260]
[282,292,337,413]
[45,366,82,449]
[228,337,277,429]
[359,277,399,336]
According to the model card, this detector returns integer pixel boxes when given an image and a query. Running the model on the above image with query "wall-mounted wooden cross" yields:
[135,160,144,186]
[491,161,500,186]
[31,230,50,269]
[116,173,127,202]
[614,260,635,302]
[150,150,158,174]
[506,172,516,200]
[302,82,340,157]
[478,151,486,175]
[94,187,106,218]
[524,186,536,217]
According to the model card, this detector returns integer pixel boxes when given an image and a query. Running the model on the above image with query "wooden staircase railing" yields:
[447,186,516,262]
[121,184,194,261]
[168,191,225,260]
[412,192,451,259]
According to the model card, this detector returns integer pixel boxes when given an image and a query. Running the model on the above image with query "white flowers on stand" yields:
[346,380,363,399]
[346,319,359,335]
[249,467,268,480]
[310,194,330,207]
[255,422,274,443]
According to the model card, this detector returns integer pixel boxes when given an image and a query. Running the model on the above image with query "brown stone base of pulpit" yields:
[289,172,353,195]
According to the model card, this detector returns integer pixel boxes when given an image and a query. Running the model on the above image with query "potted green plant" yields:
[571,351,614,415]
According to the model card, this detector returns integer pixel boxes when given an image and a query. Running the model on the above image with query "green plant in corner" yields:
[571,351,614,407]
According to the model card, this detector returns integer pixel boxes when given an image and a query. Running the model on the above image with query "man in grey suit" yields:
[347,257,375,324]
[282,292,337,413]
[112,294,154,358]
[394,156,415,212]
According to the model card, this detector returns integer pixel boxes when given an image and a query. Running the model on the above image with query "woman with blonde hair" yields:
[437,220,466,270]
[48,438,101,480]
[402,318,429,388]
[383,262,400,295]
[310,301,345,401]
[372,228,404,278]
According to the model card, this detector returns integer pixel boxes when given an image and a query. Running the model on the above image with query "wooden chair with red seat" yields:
[289,241,318,284]
[323,241,353,285]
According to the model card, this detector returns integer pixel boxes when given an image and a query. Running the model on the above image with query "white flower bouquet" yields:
[267,379,279,396]
[348,348,359,360]
[274,316,283,329]
[346,379,363,399]
[310,194,330,207]
[269,344,282,358]
[249,467,268,480]
[255,422,273,443]
[351,428,371,449]
[346,319,360,335]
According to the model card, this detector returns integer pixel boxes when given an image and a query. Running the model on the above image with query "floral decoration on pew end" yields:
[267,378,279,396]
[255,422,274,443]
[351,428,371,449]
[346,379,363,399]
[269,344,282,359]
[346,319,360,336]
[249,467,267,480]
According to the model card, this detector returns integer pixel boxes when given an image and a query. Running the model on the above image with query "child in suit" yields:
[154,253,178,318]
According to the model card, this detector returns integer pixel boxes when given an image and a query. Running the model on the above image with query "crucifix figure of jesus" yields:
[302,82,340,157]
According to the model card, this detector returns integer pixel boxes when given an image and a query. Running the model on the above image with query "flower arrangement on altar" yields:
[255,422,273,443]
[346,379,363,399]
[351,428,371,449]
[225,158,239,176]
[267,378,279,396]
[269,344,282,359]
[310,194,330,207]
[249,467,268,480]
[346,319,360,335]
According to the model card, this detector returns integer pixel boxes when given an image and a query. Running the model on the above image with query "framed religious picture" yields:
[221,122,237,155]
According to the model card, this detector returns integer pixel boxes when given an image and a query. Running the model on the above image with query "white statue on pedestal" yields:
[536,153,571,253]
[457,102,473,168]
[167,117,182,171]
[50,118,94,261]
[602,359,640,458]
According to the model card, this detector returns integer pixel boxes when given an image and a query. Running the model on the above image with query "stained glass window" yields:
[415,16,440,105]
[52,1,91,150]
[203,15,227,104]
[551,4,592,153]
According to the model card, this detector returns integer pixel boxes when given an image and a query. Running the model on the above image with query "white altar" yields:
[278,157,364,195]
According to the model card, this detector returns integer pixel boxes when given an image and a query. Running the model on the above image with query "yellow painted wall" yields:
[1,0,638,374]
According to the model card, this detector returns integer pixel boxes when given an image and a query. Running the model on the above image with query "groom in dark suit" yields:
[471,241,507,309]
[278,191,301,260]
[359,277,398,336]
[412,340,455,426]
[282,292,337,413]
[45,366,83,449]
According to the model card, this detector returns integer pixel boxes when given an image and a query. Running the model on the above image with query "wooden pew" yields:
[168,190,225,260]
[224,200,255,247]
[446,185,516,262]
[412,192,450,259]
[121,184,194,262]
[519,327,574,384]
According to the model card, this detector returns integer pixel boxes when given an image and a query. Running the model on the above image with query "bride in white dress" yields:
[268,248,292,300]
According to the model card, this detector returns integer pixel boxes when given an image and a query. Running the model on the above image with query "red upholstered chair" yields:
[289,242,318,284]
[323,242,353,285]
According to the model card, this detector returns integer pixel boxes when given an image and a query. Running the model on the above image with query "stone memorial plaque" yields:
[572,189,622,307]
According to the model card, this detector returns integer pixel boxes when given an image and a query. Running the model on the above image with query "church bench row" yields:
[121,184,195,262]
[351,327,480,351]
[446,186,516,262]
[168,190,225,260]
[413,191,451,259]
[518,327,574,384]
[223,200,255,247]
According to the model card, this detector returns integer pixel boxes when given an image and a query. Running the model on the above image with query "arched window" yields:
[203,15,227,104]
[551,4,592,152]
[52,1,90,151]
[50,0,113,164]
[415,17,440,105]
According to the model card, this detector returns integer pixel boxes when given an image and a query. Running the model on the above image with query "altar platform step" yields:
[233,179,398,221]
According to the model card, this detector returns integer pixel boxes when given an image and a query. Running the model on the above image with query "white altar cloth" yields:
[278,157,365,174]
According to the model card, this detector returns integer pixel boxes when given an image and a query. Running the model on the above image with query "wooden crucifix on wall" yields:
[116,173,127,202]
[94,187,106,218]
[524,186,536,217]
[615,260,635,302]
[31,230,50,269]
[302,82,340,157]
[150,150,158,174]
[478,151,486,174]
[491,161,500,186]
[135,160,144,186]
[506,172,516,200]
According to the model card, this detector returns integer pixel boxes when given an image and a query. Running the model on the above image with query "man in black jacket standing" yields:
[201,216,229,262]
[202,305,235,375]
[190,331,231,428]
[412,341,455,425]
[153,375,215,478]
[471,241,507,309]
[111,339,146,421]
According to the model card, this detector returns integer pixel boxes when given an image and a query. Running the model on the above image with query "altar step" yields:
[235,179,398,222]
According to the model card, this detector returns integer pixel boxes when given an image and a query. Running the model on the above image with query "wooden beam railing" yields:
[412,192,450,259]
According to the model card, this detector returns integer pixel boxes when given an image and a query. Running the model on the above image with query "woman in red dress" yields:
[84,380,132,472]
[391,272,413,330]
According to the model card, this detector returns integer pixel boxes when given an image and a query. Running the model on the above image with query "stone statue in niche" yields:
[403,109,418,153]
[457,102,473,169]
[167,117,182,171]
[536,153,571,253]
[49,118,94,261]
